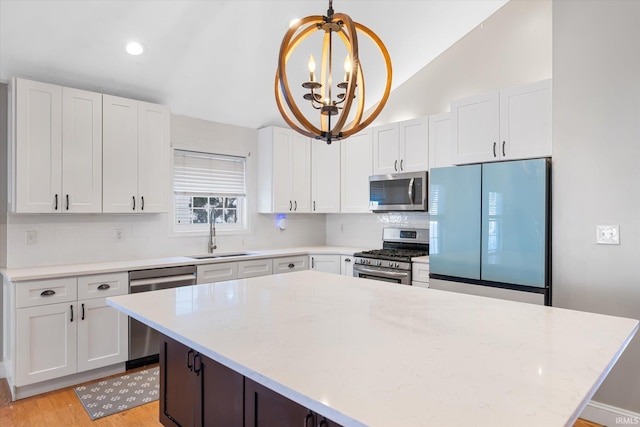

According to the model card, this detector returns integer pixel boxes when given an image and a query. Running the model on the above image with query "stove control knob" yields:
[376,260,382,266]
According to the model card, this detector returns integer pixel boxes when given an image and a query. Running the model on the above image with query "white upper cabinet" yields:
[102,95,170,213]
[137,101,171,212]
[428,112,452,169]
[340,128,373,213]
[311,140,341,213]
[373,118,429,175]
[451,79,551,165]
[258,126,311,213]
[12,78,102,213]
[499,79,552,160]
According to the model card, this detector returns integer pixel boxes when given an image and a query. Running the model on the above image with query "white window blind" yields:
[174,150,246,196]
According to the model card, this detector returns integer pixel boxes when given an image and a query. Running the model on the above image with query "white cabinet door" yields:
[62,87,102,213]
[103,95,139,213]
[272,256,308,274]
[340,129,372,213]
[14,78,62,213]
[341,255,354,276]
[499,79,552,160]
[238,259,272,278]
[197,262,239,284]
[412,262,430,288]
[257,127,312,214]
[16,302,77,386]
[77,297,128,372]
[311,140,341,213]
[428,112,452,169]
[138,101,170,213]
[309,255,341,274]
[451,91,500,165]
[398,117,429,173]
[372,123,399,175]
[291,133,311,213]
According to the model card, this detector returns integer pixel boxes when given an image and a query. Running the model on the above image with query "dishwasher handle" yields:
[129,274,196,292]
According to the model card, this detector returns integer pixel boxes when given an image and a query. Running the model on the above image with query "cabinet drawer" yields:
[197,262,239,284]
[272,256,308,274]
[412,262,430,283]
[238,259,272,279]
[78,272,128,300]
[16,277,78,308]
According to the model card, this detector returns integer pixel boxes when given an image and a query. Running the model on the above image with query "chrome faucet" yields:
[208,220,217,253]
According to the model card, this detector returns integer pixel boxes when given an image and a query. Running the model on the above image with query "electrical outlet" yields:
[25,230,37,245]
[596,225,620,245]
[114,228,124,241]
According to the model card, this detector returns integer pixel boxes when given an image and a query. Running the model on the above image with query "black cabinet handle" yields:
[313,200,316,211]
[288,263,295,268]
[132,196,136,210]
[40,289,55,297]
[318,419,329,427]
[493,142,497,157]
[97,283,111,291]
[141,196,144,211]
[304,411,314,427]
[193,353,202,376]
[294,200,297,211]
[289,201,292,211]
[502,140,506,157]
[54,194,58,210]
[345,258,351,262]
[311,257,315,269]
[66,194,69,211]
[70,305,74,322]
[81,303,85,320]
[186,349,194,371]
[394,160,398,171]
[400,159,404,171]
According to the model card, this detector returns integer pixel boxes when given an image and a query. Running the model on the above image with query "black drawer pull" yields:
[187,349,194,371]
[304,411,314,427]
[40,289,56,296]
[81,303,85,320]
[193,353,202,376]
[141,196,144,211]
[97,283,111,291]
[288,263,295,268]
[70,304,74,322]
[132,196,136,210]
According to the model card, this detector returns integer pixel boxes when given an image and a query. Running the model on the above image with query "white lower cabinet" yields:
[412,262,430,288]
[238,259,272,279]
[16,302,78,385]
[12,272,128,388]
[309,255,342,274]
[272,256,308,274]
[197,262,239,284]
[341,255,354,276]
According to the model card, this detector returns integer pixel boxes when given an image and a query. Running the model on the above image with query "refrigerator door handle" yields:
[408,178,415,203]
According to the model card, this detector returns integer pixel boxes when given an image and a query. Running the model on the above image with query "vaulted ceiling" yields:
[0,0,508,129]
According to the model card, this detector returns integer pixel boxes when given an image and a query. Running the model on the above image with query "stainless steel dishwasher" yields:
[127,265,197,369]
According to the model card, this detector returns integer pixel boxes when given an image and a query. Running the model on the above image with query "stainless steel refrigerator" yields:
[428,158,551,305]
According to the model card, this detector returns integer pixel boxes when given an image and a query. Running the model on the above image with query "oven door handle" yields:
[354,266,410,279]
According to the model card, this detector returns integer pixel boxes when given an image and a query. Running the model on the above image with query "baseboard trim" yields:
[581,400,640,426]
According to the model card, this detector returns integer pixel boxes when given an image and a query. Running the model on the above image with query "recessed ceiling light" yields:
[126,41,145,56]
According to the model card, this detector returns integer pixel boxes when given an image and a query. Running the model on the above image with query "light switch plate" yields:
[25,230,37,245]
[596,225,620,245]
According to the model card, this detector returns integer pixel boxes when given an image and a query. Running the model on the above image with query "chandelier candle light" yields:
[275,0,392,144]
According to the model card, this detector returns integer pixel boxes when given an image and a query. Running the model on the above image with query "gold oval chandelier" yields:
[275,0,392,144]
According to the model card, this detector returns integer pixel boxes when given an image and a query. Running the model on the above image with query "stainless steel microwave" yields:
[369,171,428,212]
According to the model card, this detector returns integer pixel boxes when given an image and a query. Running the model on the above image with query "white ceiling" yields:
[0,0,508,130]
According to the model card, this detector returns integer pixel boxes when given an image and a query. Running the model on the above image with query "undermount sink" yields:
[188,252,253,260]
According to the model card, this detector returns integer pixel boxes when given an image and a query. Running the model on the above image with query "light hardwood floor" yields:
[0,368,604,427]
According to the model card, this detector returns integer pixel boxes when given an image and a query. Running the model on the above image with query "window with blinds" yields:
[173,150,246,230]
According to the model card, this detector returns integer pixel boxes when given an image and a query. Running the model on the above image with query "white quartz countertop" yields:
[107,271,638,427]
[0,246,365,282]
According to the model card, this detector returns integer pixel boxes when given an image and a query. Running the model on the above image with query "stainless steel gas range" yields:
[353,228,429,285]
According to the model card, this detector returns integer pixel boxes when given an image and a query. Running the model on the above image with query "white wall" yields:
[552,0,640,413]
[4,114,326,268]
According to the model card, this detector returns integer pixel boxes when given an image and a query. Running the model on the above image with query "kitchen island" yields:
[107,271,638,427]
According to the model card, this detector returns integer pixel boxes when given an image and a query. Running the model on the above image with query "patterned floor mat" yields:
[74,366,159,420]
